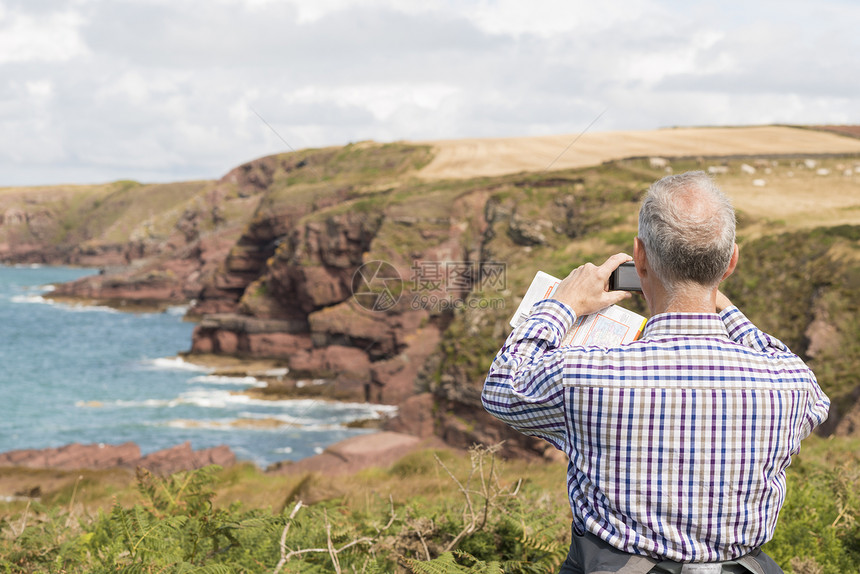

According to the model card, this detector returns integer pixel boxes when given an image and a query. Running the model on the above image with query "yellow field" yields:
[416,125,860,179]
[416,125,860,232]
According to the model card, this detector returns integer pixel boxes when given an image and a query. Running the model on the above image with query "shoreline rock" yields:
[267,431,451,476]
[0,430,452,480]
[0,441,236,476]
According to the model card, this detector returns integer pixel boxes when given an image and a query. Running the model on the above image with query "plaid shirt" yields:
[483,299,830,562]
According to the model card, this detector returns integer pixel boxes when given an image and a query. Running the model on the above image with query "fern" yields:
[408,551,464,574]
[408,550,511,574]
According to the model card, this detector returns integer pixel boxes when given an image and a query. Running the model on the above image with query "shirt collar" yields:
[642,312,729,339]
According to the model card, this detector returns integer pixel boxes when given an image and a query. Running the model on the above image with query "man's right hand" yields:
[552,253,633,317]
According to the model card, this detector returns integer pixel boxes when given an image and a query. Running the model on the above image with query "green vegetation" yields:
[722,225,860,419]
[0,179,213,253]
[0,446,569,573]
[259,143,433,213]
[767,435,860,573]
[1,439,859,572]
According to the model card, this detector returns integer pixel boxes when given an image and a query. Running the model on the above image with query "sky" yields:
[1,0,858,186]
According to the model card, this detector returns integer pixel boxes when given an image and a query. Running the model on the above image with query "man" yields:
[482,171,830,574]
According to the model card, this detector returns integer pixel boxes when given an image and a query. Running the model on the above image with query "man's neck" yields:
[650,283,718,315]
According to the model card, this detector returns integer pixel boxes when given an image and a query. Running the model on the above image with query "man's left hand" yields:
[552,253,633,317]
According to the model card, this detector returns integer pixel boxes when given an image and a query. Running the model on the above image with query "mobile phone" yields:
[609,261,642,292]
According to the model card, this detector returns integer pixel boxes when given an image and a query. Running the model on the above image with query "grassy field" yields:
[416,125,860,180]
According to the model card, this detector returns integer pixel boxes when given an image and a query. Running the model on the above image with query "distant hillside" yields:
[2,126,860,454]
[416,124,860,179]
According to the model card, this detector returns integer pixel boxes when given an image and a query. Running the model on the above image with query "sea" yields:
[0,265,395,469]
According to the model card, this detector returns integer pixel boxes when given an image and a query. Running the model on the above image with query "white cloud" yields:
[461,0,658,37]
[0,6,89,63]
[0,0,857,186]
[25,80,54,100]
[271,0,440,24]
[279,83,460,121]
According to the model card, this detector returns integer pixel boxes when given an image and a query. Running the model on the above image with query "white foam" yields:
[237,410,321,426]
[12,263,44,269]
[189,375,266,387]
[58,302,120,314]
[9,293,119,314]
[10,294,49,304]
[179,389,249,408]
[162,419,238,430]
[160,418,341,432]
[76,386,398,432]
[88,398,182,409]
[295,378,328,388]
[258,367,289,377]
[141,356,214,373]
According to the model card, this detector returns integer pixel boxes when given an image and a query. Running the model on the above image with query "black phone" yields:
[609,261,642,292]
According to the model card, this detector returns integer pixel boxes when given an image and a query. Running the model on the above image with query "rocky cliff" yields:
[3,144,859,457]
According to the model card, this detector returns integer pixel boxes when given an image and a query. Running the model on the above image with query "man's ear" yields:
[721,243,739,280]
[633,237,647,277]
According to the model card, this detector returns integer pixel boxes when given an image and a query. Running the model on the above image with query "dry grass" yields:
[0,448,571,525]
[415,125,860,180]
[715,159,860,235]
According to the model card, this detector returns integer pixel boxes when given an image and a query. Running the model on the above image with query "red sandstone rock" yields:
[214,330,240,354]
[434,401,547,460]
[384,393,436,438]
[0,443,142,471]
[269,431,447,476]
[371,325,442,404]
[191,333,214,353]
[0,442,236,474]
[193,445,237,469]
[245,332,314,357]
[138,442,236,476]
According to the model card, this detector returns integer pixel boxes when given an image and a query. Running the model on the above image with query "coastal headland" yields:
[2,124,860,478]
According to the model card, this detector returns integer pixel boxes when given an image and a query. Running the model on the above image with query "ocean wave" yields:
[10,294,49,305]
[140,356,214,373]
[9,293,120,313]
[160,417,343,432]
[295,378,328,388]
[236,410,327,427]
[77,397,183,409]
[58,302,120,314]
[171,390,389,413]
[188,374,266,387]
[76,388,398,425]
[75,390,285,410]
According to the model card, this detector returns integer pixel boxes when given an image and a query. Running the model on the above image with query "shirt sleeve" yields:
[481,299,575,450]
[719,305,830,438]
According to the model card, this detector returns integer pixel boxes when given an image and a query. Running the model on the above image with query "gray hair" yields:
[638,171,736,290]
